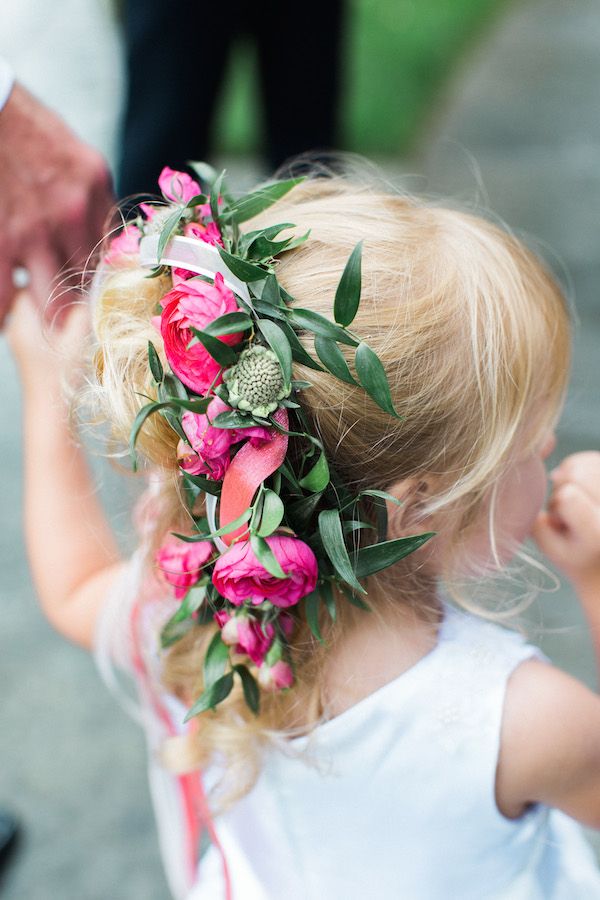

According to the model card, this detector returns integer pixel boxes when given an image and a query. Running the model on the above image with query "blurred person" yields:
[4,161,600,898]
[118,0,346,197]
[0,58,114,326]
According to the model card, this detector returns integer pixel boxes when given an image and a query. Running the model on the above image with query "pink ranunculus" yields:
[258,659,294,691]
[184,221,223,248]
[158,166,202,204]
[177,442,231,480]
[104,224,141,267]
[177,397,235,479]
[212,536,318,608]
[231,422,273,448]
[159,272,243,394]
[215,610,275,666]
[155,538,214,600]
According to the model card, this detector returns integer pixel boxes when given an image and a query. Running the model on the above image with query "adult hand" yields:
[0,82,114,327]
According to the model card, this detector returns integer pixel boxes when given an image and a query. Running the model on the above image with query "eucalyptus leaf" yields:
[220,178,304,225]
[304,590,324,643]
[320,581,337,621]
[354,343,402,419]
[287,491,324,528]
[250,534,288,579]
[212,410,258,430]
[218,247,267,283]
[314,336,357,385]
[190,326,239,367]
[203,631,230,689]
[257,319,292,388]
[147,341,164,383]
[334,241,363,326]
[318,509,366,594]
[340,585,371,612]
[184,672,234,720]
[278,320,324,371]
[289,309,359,347]
[255,489,285,537]
[157,206,187,261]
[258,273,284,306]
[234,664,260,714]
[354,533,435,579]
[299,452,330,492]
[202,312,253,338]
[166,583,207,626]
[182,472,221,497]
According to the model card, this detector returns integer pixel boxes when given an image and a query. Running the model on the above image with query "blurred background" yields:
[0,0,599,896]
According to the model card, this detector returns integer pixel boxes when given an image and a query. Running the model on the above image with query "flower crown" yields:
[105,164,432,719]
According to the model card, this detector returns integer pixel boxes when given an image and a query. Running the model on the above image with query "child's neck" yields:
[321,589,444,719]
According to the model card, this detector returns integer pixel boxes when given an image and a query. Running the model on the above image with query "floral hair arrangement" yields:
[104,164,432,720]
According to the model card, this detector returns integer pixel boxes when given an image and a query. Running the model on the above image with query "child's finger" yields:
[533,483,600,572]
[551,453,600,505]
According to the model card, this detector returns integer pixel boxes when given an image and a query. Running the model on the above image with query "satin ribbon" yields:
[219,408,289,545]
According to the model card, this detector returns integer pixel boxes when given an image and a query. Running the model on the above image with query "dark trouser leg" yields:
[254,0,347,174]
[118,0,239,198]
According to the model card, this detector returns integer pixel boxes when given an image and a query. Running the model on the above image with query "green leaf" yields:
[334,241,363,326]
[258,273,284,306]
[173,507,251,542]
[254,489,285,537]
[299,452,330,492]
[182,472,221,497]
[210,170,226,225]
[160,617,194,649]
[168,583,208,625]
[218,247,267,283]
[257,319,292,388]
[304,590,324,643]
[212,410,259,430]
[220,178,304,224]
[202,312,253,338]
[234,664,260,714]
[184,672,234,720]
[320,581,337,621]
[318,509,366,594]
[157,206,187,262]
[278,320,324,372]
[360,489,403,506]
[189,326,239,367]
[147,341,164,383]
[354,343,402,419]
[287,491,324,529]
[250,534,288,579]
[242,223,295,253]
[188,161,219,190]
[129,402,162,465]
[185,193,208,208]
[354,533,435,579]
[340,585,371,611]
[314,336,357,385]
[203,631,230,689]
[289,309,359,347]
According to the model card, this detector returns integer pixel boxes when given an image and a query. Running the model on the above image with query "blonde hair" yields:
[90,175,570,807]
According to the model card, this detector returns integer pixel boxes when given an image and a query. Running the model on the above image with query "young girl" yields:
[7,165,600,899]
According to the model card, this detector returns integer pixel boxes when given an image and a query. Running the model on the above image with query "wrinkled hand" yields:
[0,83,113,327]
[533,452,600,586]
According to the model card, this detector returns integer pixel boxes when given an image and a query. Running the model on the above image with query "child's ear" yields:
[385,478,433,539]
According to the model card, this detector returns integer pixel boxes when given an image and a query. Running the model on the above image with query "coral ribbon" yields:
[219,408,289,545]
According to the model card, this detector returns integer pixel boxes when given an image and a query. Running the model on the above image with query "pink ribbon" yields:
[219,408,289,544]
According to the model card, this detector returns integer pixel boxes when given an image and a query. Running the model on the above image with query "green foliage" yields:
[334,242,363,327]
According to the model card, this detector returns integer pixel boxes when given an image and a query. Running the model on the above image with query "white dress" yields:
[97,558,600,900]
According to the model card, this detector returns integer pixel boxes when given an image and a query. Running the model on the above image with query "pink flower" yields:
[159,272,243,395]
[177,397,234,480]
[184,221,223,248]
[158,166,202,204]
[258,660,294,691]
[156,538,214,599]
[104,224,141,267]
[212,536,318,608]
[215,610,275,666]
[232,422,273,447]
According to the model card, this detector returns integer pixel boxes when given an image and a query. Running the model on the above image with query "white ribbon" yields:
[139,234,252,305]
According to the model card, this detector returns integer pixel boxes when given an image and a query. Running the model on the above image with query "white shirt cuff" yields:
[0,58,15,113]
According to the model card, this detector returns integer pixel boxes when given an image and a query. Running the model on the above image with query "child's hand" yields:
[5,290,90,390]
[533,452,600,587]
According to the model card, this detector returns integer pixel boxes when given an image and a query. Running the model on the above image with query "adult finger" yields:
[26,241,68,323]
[0,257,16,329]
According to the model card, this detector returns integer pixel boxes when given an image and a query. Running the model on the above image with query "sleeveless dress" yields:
[96,554,600,900]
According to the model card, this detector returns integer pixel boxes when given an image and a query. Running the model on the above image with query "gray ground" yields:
[1,0,599,896]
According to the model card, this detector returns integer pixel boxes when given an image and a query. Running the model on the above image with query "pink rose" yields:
[104,224,141,267]
[212,536,318,608]
[159,272,243,395]
[215,610,275,666]
[156,538,214,599]
[258,660,294,691]
[184,221,223,248]
[177,397,235,480]
[158,166,202,203]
